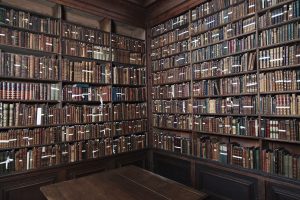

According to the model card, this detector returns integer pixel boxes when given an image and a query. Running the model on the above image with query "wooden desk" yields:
[40,166,207,200]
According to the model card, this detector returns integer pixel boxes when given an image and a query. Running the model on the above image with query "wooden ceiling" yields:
[125,0,159,8]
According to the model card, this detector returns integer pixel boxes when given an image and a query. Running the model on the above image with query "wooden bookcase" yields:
[150,0,300,186]
[0,0,148,176]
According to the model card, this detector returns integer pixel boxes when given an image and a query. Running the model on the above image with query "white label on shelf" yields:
[37,108,42,125]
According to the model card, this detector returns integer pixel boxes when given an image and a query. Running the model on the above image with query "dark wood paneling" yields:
[49,0,146,27]
[115,150,147,168]
[266,181,300,200]
[196,164,258,200]
[153,153,191,186]
[0,171,57,200]
[66,159,115,179]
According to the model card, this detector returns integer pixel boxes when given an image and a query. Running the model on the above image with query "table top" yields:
[40,166,207,200]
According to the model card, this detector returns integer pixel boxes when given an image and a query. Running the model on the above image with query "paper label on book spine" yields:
[36,108,42,125]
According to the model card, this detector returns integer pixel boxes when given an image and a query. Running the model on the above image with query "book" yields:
[113,103,147,121]
[112,87,146,102]
[0,27,59,53]
[191,33,256,62]
[0,51,59,80]
[194,115,259,136]
[153,99,192,114]
[153,129,192,155]
[111,34,145,53]
[62,59,111,84]
[62,22,110,46]
[153,114,192,130]
[62,40,110,60]
[153,65,191,85]
[62,104,111,124]
[0,6,59,35]
[152,82,190,99]
[0,82,59,101]
[113,66,146,86]
[151,12,189,37]
[62,85,111,102]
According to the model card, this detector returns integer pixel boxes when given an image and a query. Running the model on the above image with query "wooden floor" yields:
[41,166,207,200]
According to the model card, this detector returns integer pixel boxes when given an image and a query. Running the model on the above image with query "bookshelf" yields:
[0,2,147,175]
[150,0,300,181]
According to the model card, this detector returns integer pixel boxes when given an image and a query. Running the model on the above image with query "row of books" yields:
[261,119,300,141]
[151,27,189,49]
[112,50,143,65]
[153,65,191,85]
[62,40,110,61]
[0,7,59,35]
[193,52,256,79]
[191,16,256,49]
[258,45,300,69]
[193,96,257,114]
[190,1,256,35]
[259,69,300,92]
[112,119,147,136]
[191,34,256,62]
[0,123,109,149]
[154,132,300,179]
[113,66,146,86]
[0,27,59,53]
[62,22,110,46]
[153,114,192,130]
[0,82,59,101]
[0,103,60,127]
[152,52,190,72]
[191,0,244,21]
[262,147,300,179]
[151,40,189,60]
[259,22,300,47]
[62,60,111,84]
[62,85,111,102]
[260,0,291,9]
[111,34,145,53]
[62,123,112,142]
[153,129,192,155]
[113,103,147,121]
[153,132,260,170]
[0,51,58,80]
[258,1,300,29]
[0,120,147,149]
[196,137,260,169]
[112,87,146,102]
[0,102,147,128]
[152,82,190,99]
[0,133,147,174]
[260,94,300,115]
[194,116,259,136]
[61,104,111,124]
[152,100,192,114]
[151,12,189,37]
[193,74,258,96]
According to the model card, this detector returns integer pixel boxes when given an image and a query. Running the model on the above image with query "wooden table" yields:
[40,166,207,200]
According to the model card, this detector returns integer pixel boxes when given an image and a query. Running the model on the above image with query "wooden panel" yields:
[196,164,258,200]
[153,153,191,186]
[66,159,115,179]
[115,150,147,168]
[266,181,300,200]
[0,171,57,200]
[49,0,146,27]
[0,0,58,17]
